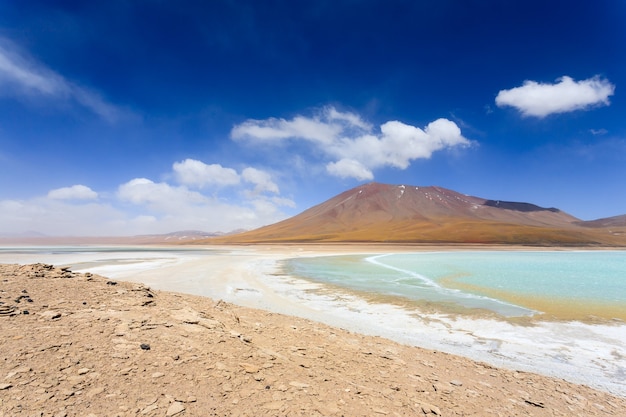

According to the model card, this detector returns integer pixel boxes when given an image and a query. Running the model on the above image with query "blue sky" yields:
[1,1,625,236]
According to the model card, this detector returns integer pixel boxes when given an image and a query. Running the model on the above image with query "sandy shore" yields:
[2,262,626,416]
[1,244,625,397]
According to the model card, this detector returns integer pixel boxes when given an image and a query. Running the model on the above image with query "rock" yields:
[0,383,12,390]
[166,401,185,416]
[0,305,17,316]
[418,402,441,415]
[77,368,90,375]
[450,379,463,386]
[40,310,62,320]
[140,404,159,414]
[140,343,151,350]
[289,381,310,389]
[240,363,260,373]
[262,401,284,410]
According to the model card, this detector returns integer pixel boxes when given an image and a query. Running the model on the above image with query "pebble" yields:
[289,381,310,389]
[166,401,185,416]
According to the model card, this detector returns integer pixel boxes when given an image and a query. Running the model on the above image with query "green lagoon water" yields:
[284,251,626,318]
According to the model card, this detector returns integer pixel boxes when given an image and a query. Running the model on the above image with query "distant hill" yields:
[209,183,626,246]
[0,230,224,245]
[576,214,626,228]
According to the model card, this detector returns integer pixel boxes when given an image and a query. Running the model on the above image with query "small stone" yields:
[450,380,463,386]
[262,401,284,410]
[41,310,62,320]
[289,381,310,389]
[418,402,441,415]
[140,343,151,350]
[240,363,260,373]
[152,372,165,378]
[77,368,90,375]
[140,404,159,414]
[166,402,185,416]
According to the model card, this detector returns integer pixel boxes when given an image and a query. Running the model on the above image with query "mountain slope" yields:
[211,183,626,245]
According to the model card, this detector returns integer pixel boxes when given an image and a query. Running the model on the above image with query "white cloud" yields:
[115,177,291,234]
[495,75,615,117]
[231,113,341,145]
[241,167,279,194]
[117,178,207,209]
[326,159,374,181]
[0,38,124,122]
[590,128,608,136]
[173,159,240,188]
[0,167,293,236]
[231,106,472,180]
[47,184,98,200]
[0,197,125,236]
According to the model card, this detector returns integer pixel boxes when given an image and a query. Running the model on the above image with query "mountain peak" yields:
[211,183,625,245]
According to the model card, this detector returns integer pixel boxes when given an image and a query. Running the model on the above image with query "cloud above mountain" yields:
[231,106,472,180]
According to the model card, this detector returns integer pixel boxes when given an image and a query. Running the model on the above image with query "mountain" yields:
[210,183,626,246]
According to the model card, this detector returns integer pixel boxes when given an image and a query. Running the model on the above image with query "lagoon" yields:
[284,251,626,321]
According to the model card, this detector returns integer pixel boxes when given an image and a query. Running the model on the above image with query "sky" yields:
[1,0,625,236]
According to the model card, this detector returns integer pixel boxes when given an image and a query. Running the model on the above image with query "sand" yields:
[2,262,626,416]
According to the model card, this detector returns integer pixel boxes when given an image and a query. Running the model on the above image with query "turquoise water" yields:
[283,251,626,317]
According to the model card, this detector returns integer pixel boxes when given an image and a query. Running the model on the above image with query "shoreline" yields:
[3,262,626,415]
[1,243,625,397]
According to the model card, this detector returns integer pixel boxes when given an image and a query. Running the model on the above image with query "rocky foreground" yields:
[1,264,625,416]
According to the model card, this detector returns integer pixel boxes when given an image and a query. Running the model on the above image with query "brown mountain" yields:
[211,183,626,246]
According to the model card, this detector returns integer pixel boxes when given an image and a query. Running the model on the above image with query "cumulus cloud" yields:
[495,76,615,117]
[173,159,240,188]
[0,38,124,122]
[326,159,374,181]
[172,158,281,195]
[116,176,291,233]
[241,167,279,194]
[0,158,292,236]
[47,184,98,200]
[231,106,472,180]
[118,178,208,209]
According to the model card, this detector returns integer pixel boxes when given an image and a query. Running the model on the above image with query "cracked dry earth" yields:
[1,264,625,416]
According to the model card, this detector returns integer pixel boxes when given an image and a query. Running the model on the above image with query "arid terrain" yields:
[1,263,625,416]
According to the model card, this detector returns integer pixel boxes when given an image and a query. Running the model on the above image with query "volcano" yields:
[211,183,626,245]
